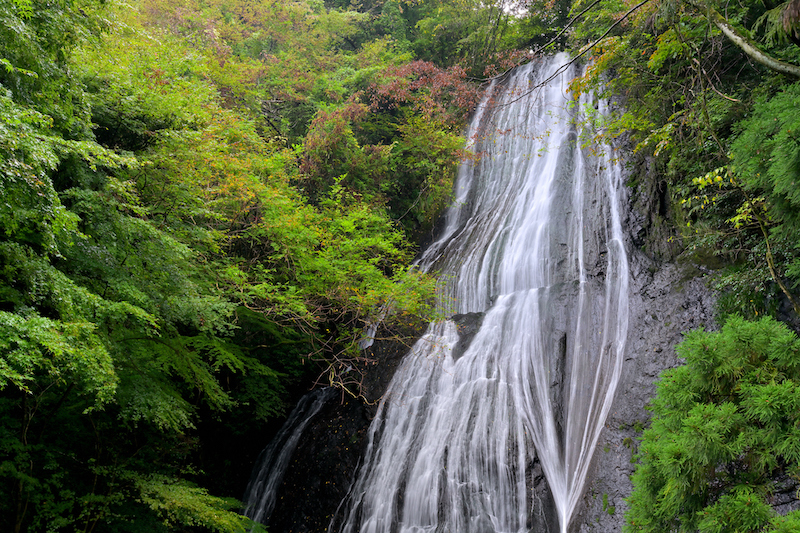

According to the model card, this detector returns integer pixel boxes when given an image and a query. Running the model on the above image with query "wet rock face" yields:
[771,475,800,517]
[264,320,426,533]
[451,312,485,361]
[565,147,718,532]
[265,396,369,533]
[574,251,717,533]
[529,455,561,533]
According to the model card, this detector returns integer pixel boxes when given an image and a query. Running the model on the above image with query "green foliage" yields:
[0,0,503,529]
[0,310,116,401]
[625,316,800,532]
[299,101,388,202]
[671,84,800,316]
[0,89,135,256]
[602,492,616,515]
[136,475,260,532]
[569,0,800,318]
[0,90,76,254]
[731,82,800,239]
[0,0,110,135]
[297,98,464,240]
[712,261,784,320]
[411,0,508,71]
[228,173,438,394]
[387,115,464,237]
[78,26,219,152]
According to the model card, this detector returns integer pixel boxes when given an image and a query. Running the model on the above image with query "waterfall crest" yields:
[332,54,630,533]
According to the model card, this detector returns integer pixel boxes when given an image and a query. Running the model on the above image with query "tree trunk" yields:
[696,1,800,77]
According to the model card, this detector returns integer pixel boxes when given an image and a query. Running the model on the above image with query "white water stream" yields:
[243,387,336,528]
[333,54,630,533]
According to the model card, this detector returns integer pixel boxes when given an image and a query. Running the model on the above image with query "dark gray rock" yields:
[573,250,717,533]
[771,475,800,516]
[451,312,485,361]
[264,318,427,533]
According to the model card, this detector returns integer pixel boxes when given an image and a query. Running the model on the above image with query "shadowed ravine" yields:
[332,54,630,533]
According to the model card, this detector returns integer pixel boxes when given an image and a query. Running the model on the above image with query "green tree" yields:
[729,82,800,315]
[626,316,800,533]
[0,0,110,135]
[0,0,493,529]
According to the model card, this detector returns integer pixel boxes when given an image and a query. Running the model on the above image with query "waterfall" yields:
[332,54,630,533]
[242,387,337,528]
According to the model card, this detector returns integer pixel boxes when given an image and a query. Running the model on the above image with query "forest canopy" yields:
[1,0,799,530]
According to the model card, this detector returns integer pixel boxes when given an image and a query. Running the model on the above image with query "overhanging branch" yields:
[696,0,800,77]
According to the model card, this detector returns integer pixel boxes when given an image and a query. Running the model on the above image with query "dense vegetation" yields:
[569,0,800,318]
[626,317,800,532]
[0,0,554,530]
[1,0,799,530]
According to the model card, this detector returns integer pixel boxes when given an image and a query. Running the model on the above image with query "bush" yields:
[626,316,800,533]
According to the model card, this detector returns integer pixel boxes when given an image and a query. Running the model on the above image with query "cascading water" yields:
[332,54,630,533]
[242,387,336,528]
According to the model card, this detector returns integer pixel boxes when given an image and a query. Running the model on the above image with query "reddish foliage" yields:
[299,99,371,185]
[482,49,536,78]
[302,100,367,155]
[368,60,481,126]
